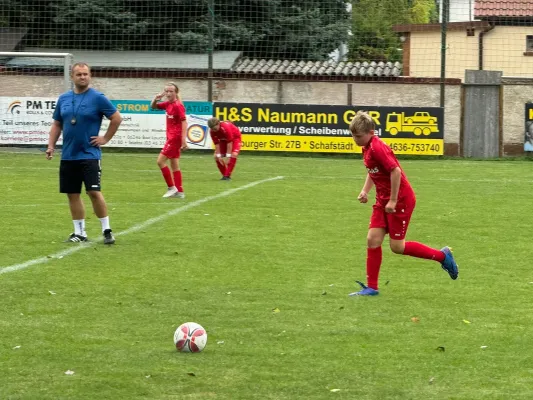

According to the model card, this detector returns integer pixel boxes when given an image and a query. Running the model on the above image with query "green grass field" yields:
[1,150,532,399]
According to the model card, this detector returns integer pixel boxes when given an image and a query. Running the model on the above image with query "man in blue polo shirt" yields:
[46,62,122,244]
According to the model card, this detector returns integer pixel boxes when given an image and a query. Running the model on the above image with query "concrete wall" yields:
[502,80,533,151]
[0,75,530,155]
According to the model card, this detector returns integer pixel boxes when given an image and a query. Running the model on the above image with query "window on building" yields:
[527,36,533,51]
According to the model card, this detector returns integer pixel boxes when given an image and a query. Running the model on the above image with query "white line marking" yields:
[0,176,284,275]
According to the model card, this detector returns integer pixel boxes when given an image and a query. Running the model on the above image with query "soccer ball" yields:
[174,322,207,352]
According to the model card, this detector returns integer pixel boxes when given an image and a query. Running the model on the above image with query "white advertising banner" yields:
[0,97,213,150]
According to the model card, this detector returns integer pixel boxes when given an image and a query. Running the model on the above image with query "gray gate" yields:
[461,70,502,158]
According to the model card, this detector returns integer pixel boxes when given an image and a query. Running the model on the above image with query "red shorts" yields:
[161,138,181,159]
[369,197,416,240]
[219,140,242,155]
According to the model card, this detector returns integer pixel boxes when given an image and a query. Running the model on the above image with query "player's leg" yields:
[84,160,114,243]
[87,191,115,244]
[169,157,184,198]
[225,140,241,179]
[215,155,226,177]
[66,193,87,241]
[216,142,229,179]
[349,205,387,296]
[388,201,458,280]
[60,160,87,242]
[83,160,115,244]
[158,150,177,197]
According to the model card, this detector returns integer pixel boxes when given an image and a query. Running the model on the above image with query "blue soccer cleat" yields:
[348,281,379,296]
[440,246,458,280]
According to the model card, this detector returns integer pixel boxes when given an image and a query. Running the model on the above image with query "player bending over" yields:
[207,117,242,180]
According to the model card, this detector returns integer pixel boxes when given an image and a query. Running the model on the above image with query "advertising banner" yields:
[214,103,444,155]
[525,103,533,152]
[0,97,213,149]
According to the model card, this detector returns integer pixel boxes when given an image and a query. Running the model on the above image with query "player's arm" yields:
[91,111,122,146]
[389,167,401,200]
[151,92,165,109]
[210,130,221,158]
[358,173,374,203]
[181,119,188,149]
[46,120,62,160]
[214,143,224,160]
[179,103,188,149]
[372,145,400,211]
[386,167,401,213]
[102,111,123,142]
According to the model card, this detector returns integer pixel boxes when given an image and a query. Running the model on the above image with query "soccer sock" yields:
[366,247,382,290]
[160,166,174,188]
[73,219,86,237]
[403,241,445,263]
[99,216,110,232]
[173,170,183,192]
[215,159,226,176]
[226,157,237,177]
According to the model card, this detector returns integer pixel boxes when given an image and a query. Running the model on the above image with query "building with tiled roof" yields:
[394,0,533,80]
[475,0,533,18]
[230,58,402,78]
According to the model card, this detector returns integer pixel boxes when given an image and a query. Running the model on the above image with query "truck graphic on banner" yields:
[386,112,439,136]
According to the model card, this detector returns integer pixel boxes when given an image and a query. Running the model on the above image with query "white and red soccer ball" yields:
[174,322,207,352]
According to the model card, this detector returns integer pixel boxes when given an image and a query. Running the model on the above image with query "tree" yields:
[49,0,150,50]
[409,0,438,24]
[349,0,437,62]
[1,0,351,60]
[166,0,351,59]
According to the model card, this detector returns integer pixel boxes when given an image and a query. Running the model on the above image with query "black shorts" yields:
[59,159,102,193]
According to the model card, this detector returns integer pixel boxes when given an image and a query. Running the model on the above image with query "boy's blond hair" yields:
[207,117,220,129]
[349,111,375,134]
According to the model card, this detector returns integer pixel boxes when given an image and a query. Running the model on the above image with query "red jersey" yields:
[210,121,242,144]
[362,135,415,205]
[156,101,186,140]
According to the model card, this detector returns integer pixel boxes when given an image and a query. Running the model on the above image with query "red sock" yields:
[215,159,226,176]
[403,241,445,262]
[366,247,382,290]
[226,157,237,177]
[161,166,174,187]
[173,170,183,192]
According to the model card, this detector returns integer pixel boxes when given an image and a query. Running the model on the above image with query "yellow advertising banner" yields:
[215,102,445,155]
[242,135,443,155]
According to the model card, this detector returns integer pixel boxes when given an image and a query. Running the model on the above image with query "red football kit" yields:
[210,121,242,154]
[355,134,453,294]
[363,135,416,240]
[156,101,186,159]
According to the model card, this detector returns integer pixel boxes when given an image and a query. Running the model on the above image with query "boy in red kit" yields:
[151,82,188,198]
[207,117,242,180]
[348,111,458,296]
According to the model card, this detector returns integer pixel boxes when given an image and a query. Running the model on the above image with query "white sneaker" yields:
[171,192,185,199]
[163,186,178,198]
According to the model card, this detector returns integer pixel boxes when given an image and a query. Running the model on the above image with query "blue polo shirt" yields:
[53,88,117,160]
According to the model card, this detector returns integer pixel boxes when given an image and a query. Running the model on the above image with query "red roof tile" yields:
[475,0,533,18]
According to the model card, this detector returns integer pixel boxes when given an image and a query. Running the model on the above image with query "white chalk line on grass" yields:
[0,176,284,275]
